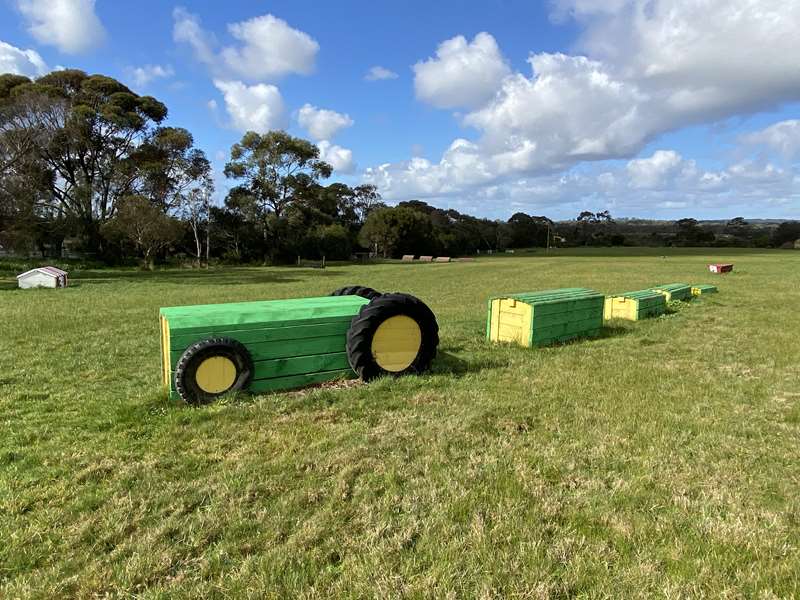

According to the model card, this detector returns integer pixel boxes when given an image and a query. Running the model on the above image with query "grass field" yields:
[1,248,799,598]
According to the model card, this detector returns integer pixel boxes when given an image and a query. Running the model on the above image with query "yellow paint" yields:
[691,287,702,297]
[195,356,237,394]
[160,316,171,388]
[371,315,422,372]
[489,298,533,347]
[604,296,638,321]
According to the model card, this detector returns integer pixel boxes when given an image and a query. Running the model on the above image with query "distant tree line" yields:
[2,70,799,268]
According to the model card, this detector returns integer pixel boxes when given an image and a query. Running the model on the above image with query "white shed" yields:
[17,266,69,289]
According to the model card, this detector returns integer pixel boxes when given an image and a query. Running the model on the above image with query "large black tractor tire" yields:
[346,293,439,381]
[174,338,254,405]
[330,285,382,301]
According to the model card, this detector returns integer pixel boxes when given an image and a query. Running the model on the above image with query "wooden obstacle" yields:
[419,256,433,262]
[402,255,415,262]
[160,296,368,400]
[650,283,693,302]
[709,263,734,274]
[604,289,667,321]
[692,284,718,296]
[434,257,451,263]
[487,288,605,347]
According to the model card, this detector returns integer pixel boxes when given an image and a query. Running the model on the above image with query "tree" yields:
[675,218,715,246]
[223,131,333,262]
[0,70,169,254]
[102,195,181,269]
[133,127,211,212]
[179,177,214,266]
[772,221,800,248]
[506,212,553,248]
[724,216,752,243]
[358,206,434,258]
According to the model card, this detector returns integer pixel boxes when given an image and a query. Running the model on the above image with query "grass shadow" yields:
[431,350,510,377]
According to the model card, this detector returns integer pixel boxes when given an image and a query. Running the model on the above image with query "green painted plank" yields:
[170,334,346,367]
[169,321,352,354]
[253,352,351,380]
[535,328,602,347]
[533,316,604,342]
[249,369,356,394]
[532,307,605,326]
[161,295,368,334]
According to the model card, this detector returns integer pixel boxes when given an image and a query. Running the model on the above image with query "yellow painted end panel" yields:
[691,287,701,296]
[494,298,533,347]
[489,299,502,342]
[371,315,423,372]
[605,297,639,321]
[160,316,171,388]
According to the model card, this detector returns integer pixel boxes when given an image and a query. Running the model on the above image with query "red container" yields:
[708,263,733,274]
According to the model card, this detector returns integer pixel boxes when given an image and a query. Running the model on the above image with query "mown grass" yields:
[1,248,799,598]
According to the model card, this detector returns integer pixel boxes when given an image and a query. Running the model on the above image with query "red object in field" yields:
[708,263,734,274]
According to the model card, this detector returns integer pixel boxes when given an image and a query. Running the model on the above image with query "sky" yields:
[1,0,799,220]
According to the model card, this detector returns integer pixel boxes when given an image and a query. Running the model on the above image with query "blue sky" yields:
[1,0,799,220]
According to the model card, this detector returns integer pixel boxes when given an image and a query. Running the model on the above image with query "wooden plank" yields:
[170,334,346,367]
[169,321,352,354]
[161,295,368,334]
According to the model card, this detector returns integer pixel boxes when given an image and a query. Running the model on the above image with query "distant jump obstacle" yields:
[488,281,719,347]
[709,263,734,274]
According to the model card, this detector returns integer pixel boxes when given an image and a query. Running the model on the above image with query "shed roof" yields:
[17,266,68,279]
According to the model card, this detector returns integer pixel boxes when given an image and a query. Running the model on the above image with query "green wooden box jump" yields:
[487,288,605,348]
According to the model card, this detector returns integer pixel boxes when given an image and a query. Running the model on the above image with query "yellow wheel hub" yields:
[371,315,422,372]
[195,356,237,394]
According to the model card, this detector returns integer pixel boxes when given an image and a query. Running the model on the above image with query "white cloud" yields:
[413,32,510,109]
[0,40,47,77]
[173,8,318,81]
[297,104,353,141]
[317,140,355,174]
[364,144,800,219]
[213,80,287,133]
[16,0,106,54]
[625,150,686,189]
[366,0,800,214]
[742,120,800,160]
[129,64,174,88]
[365,66,398,81]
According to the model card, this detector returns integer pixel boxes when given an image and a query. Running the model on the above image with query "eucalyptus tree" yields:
[223,130,332,262]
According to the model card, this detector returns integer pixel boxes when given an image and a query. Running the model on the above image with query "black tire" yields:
[174,338,254,405]
[346,293,439,381]
[330,285,382,301]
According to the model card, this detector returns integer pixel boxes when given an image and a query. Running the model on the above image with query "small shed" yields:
[17,266,68,289]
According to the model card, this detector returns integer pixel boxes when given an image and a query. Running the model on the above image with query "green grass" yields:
[2,247,799,598]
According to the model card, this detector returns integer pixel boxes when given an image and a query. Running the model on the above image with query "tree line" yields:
[1,70,798,268]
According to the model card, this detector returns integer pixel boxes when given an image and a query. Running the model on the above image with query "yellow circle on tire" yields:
[371,315,422,372]
[195,356,237,394]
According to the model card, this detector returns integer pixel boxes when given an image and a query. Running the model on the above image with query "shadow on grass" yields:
[431,350,510,377]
